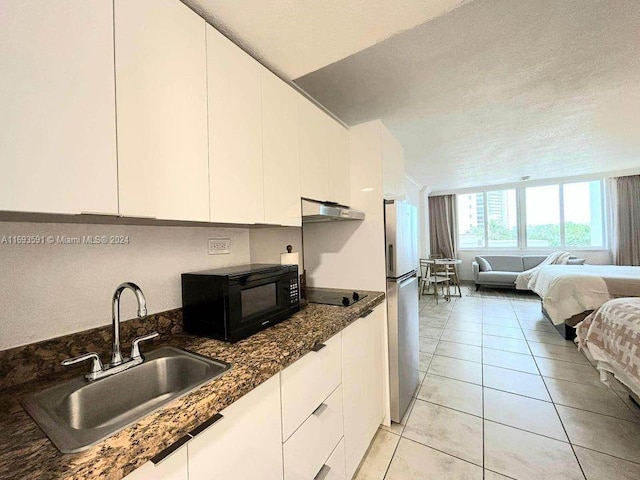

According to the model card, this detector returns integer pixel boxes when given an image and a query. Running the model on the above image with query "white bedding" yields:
[515,251,571,290]
[525,265,640,325]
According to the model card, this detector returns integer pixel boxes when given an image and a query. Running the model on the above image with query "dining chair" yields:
[419,258,449,304]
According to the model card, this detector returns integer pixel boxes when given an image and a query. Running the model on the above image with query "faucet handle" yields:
[131,332,159,360]
[62,352,104,377]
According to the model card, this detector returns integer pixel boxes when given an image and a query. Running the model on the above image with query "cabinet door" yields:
[0,0,117,215]
[327,121,350,207]
[262,69,301,226]
[207,25,264,224]
[342,305,386,479]
[298,98,329,202]
[115,0,209,221]
[122,446,188,480]
[188,375,283,480]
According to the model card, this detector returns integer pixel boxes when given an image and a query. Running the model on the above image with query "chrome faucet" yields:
[111,282,148,366]
[62,282,158,381]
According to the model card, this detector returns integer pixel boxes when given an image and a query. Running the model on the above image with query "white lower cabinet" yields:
[280,334,342,440]
[123,307,387,480]
[342,305,386,479]
[122,445,188,480]
[188,374,284,480]
[324,439,347,480]
[283,385,344,480]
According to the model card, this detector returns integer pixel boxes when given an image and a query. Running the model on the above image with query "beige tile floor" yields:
[354,286,640,480]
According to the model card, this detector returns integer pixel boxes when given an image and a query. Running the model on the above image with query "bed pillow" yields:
[567,258,586,265]
[476,256,492,272]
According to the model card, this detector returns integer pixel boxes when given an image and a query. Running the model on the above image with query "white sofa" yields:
[472,255,585,290]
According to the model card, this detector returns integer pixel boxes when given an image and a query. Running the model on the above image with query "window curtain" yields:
[609,174,640,266]
[428,194,458,259]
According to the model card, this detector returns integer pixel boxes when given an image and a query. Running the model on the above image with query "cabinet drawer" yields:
[281,333,341,439]
[188,375,283,480]
[322,438,346,480]
[122,444,188,480]
[283,385,344,480]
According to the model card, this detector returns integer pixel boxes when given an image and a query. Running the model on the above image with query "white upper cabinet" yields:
[299,97,329,202]
[326,120,350,206]
[261,69,301,226]
[299,97,350,205]
[207,26,264,224]
[114,0,209,221]
[0,0,118,215]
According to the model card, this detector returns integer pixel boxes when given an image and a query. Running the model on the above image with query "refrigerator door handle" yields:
[399,274,417,287]
[388,244,394,274]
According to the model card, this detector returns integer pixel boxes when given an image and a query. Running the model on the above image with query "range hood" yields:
[301,198,365,223]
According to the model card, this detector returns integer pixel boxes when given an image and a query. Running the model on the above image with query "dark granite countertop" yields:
[0,289,385,480]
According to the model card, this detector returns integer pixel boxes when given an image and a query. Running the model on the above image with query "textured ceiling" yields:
[181,0,469,80]
[295,0,640,191]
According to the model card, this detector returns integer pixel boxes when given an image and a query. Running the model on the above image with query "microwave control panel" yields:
[289,277,299,304]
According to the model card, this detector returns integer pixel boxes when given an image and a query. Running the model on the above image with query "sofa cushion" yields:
[479,256,525,272]
[567,258,586,265]
[522,255,549,271]
[476,256,492,272]
[477,271,518,285]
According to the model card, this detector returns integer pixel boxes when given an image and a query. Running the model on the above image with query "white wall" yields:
[403,177,420,207]
[303,120,387,291]
[421,191,431,258]
[0,222,250,349]
[457,249,613,281]
[249,227,303,270]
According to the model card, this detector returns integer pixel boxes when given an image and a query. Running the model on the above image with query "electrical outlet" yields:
[208,238,231,255]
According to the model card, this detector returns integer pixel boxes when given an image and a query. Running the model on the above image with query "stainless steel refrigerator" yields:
[385,200,419,423]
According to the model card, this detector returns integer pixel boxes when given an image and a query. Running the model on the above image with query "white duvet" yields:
[514,251,571,290]
[525,265,640,324]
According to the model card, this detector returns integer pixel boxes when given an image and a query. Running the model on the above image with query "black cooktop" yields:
[307,290,369,307]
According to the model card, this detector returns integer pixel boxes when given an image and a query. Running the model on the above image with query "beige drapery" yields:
[611,175,640,266]
[428,195,458,259]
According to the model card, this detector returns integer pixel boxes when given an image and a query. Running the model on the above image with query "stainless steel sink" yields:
[22,346,231,453]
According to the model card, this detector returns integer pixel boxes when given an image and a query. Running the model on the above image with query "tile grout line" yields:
[480,297,486,476]
[400,436,485,470]
[514,298,589,480]
[419,293,634,478]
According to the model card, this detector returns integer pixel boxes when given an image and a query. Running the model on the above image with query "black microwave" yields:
[181,264,300,342]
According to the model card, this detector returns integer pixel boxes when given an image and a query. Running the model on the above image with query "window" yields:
[487,189,518,248]
[525,185,561,247]
[563,181,604,247]
[456,180,605,250]
[457,193,485,248]
[457,189,517,249]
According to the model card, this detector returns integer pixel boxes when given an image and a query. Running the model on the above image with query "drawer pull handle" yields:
[189,413,224,437]
[360,309,374,318]
[150,434,191,465]
[311,342,326,352]
[314,464,331,480]
[312,402,328,416]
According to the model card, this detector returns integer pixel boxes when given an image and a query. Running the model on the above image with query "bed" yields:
[520,264,640,339]
[577,297,640,401]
